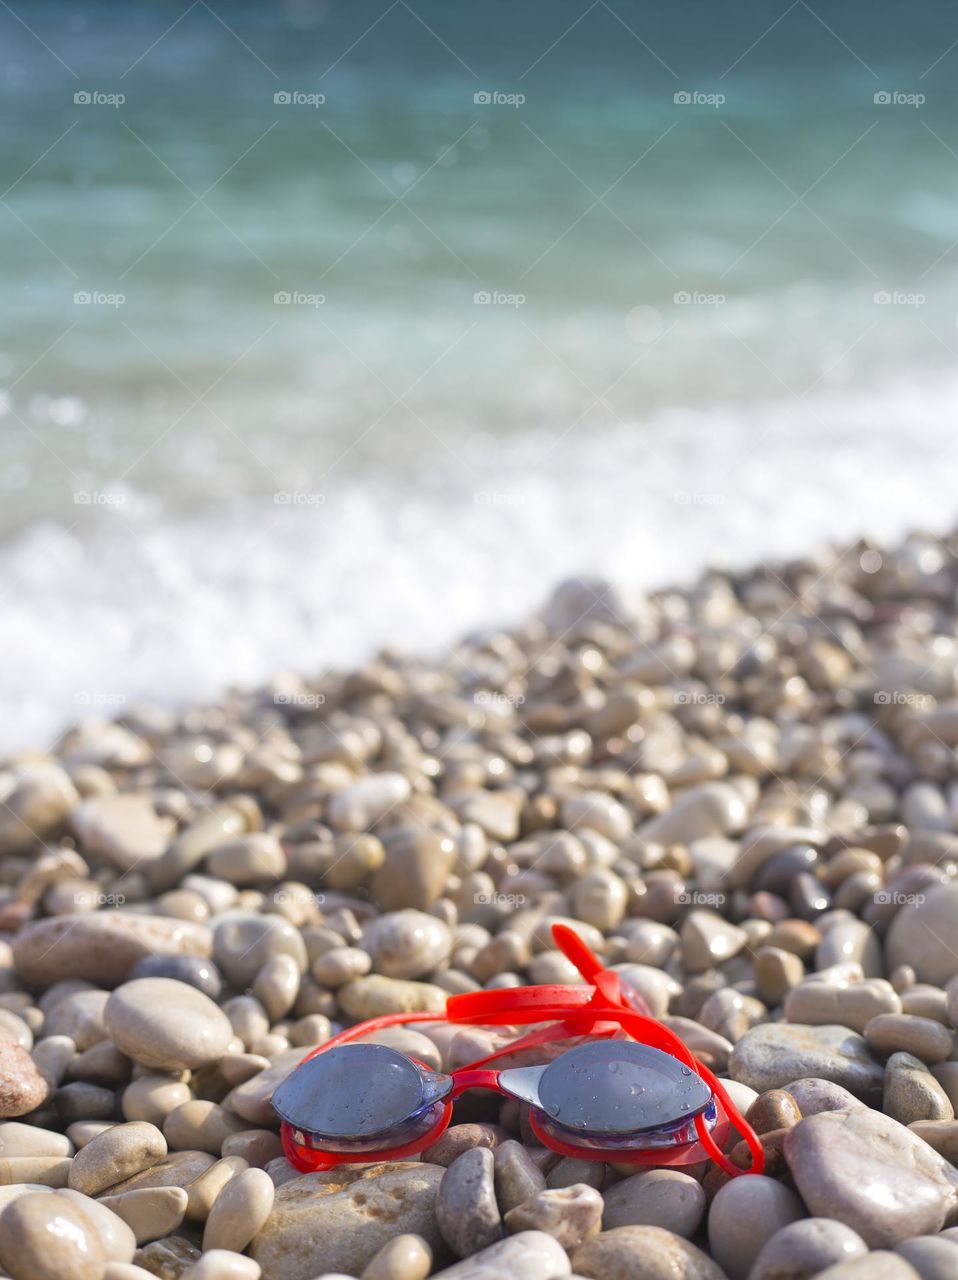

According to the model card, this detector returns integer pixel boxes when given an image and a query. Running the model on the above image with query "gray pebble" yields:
[436,1148,503,1258]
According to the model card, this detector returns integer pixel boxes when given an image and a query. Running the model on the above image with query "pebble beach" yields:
[2,526,958,1280]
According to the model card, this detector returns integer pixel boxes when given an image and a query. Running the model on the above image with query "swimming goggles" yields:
[273,923,764,1178]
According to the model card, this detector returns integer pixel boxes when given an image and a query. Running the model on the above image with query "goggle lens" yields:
[273,1043,453,1153]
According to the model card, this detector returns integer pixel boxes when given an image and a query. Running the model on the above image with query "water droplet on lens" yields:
[681,1067,692,1076]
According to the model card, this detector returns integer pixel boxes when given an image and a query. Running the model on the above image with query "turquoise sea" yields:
[3,0,958,746]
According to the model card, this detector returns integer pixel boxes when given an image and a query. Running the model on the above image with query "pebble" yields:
[128,955,222,1001]
[360,1233,432,1280]
[221,1129,284,1168]
[422,1124,505,1167]
[636,782,747,845]
[785,1077,868,1115]
[57,1187,137,1264]
[105,978,233,1071]
[71,795,172,871]
[122,1075,192,1127]
[707,1175,805,1280]
[571,1225,727,1280]
[104,1148,216,1196]
[184,1156,249,1222]
[0,1039,49,1116]
[100,1186,189,1244]
[252,955,301,1022]
[68,1122,167,1196]
[133,1234,201,1277]
[813,1256,922,1280]
[784,1107,958,1246]
[754,946,806,1004]
[601,1168,706,1237]
[362,911,452,979]
[784,978,901,1033]
[0,1123,72,1158]
[328,773,412,830]
[338,975,447,1019]
[884,1052,954,1124]
[909,1119,958,1163]
[503,1183,602,1247]
[745,1088,802,1134]
[437,1148,503,1257]
[207,834,287,886]
[546,1155,606,1190]
[749,1218,868,1280]
[680,910,748,973]
[0,1009,33,1050]
[371,831,456,911]
[12,914,211,988]
[815,917,883,978]
[865,1013,954,1063]
[895,1235,958,1280]
[163,1101,249,1155]
[0,764,78,855]
[0,1190,106,1280]
[250,1164,446,1280]
[886,884,958,985]
[729,1024,884,1102]
[492,1139,546,1212]
[212,914,307,989]
[181,1250,261,1280]
[0,1155,72,1186]
[203,1167,275,1253]
[429,1230,570,1278]
[44,988,110,1050]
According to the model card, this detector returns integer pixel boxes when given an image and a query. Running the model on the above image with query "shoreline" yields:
[0,524,957,1276]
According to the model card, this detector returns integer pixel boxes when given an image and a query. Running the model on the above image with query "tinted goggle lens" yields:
[500,1039,714,1150]
[273,1043,453,1154]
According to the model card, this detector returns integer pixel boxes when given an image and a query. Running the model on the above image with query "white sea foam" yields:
[2,369,956,755]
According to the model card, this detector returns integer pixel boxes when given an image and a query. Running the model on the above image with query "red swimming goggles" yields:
[274,924,764,1179]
